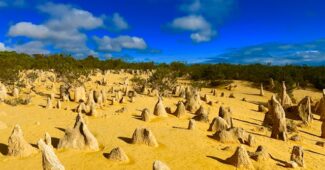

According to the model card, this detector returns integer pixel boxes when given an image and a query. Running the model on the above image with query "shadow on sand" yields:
[0,143,8,155]
[118,136,133,144]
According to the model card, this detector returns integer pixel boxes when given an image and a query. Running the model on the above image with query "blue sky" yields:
[0,0,325,65]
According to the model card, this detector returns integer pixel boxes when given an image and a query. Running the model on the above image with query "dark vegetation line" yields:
[0,51,324,90]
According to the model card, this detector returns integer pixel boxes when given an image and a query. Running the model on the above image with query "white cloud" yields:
[171,15,209,31]
[0,42,7,51]
[104,13,129,31]
[6,2,147,57]
[8,2,104,57]
[11,41,49,54]
[0,41,49,54]
[94,35,147,52]
[169,0,236,43]
[190,29,215,42]
[9,22,50,39]
[111,13,129,30]
[38,2,103,30]
[170,15,216,42]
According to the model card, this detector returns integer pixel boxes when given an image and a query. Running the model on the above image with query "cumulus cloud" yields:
[206,39,325,65]
[94,35,147,52]
[9,22,50,39]
[6,2,146,57]
[170,15,216,42]
[169,0,236,43]
[0,41,49,54]
[0,42,7,51]
[11,41,50,54]
[104,13,129,31]
[171,15,209,31]
[8,2,103,57]
[37,2,103,30]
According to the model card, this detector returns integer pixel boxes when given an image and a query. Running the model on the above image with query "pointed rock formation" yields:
[50,93,55,100]
[8,124,37,157]
[13,87,19,98]
[93,90,100,103]
[56,100,61,109]
[269,95,287,141]
[101,89,107,102]
[153,97,167,117]
[203,94,209,102]
[247,134,256,147]
[62,94,69,102]
[208,117,230,132]
[58,113,99,150]
[77,101,87,113]
[174,101,186,118]
[192,108,209,123]
[130,96,135,103]
[142,85,148,95]
[260,83,264,96]
[124,86,129,96]
[38,139,65,170]
[74,86,86,102]
[131,128,158,147]
[280,81,293,108]
[322,121,325,138]
[119,97,125,104]
[107,147,129,162]
[250,145,270,162]
[59,84,68,101]
[179,88,186,98]
[46,97,52,109]
[44,132,52,148]
[317,90,325,120]
[111,97,116,105]
[96,92,104,107]
[195,105,207,115]
[290,146,304,167]
[212,89,217,96]
[89,102,98,117]
[226,145,254,169]
[185,94,201,112]
[258,104,267,112]
[116,91,122,101]
[213,127,250,144]
[296,96,313,124]
[269,78,275,90]
[86,90,95,105]
[153,160,170,170]
[218,106,233,128]
[0,82,7,101]
[141,108,151,122]
[188,119,195,130]
[173,86,181,96]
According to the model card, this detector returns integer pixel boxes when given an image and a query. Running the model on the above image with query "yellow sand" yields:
[0,74,324,170]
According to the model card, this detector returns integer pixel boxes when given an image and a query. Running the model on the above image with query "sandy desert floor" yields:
[0,72,324,170]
